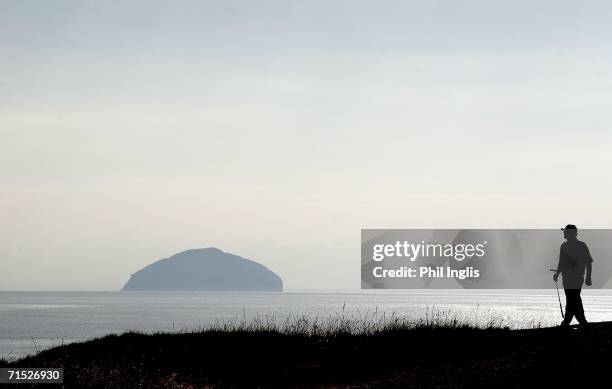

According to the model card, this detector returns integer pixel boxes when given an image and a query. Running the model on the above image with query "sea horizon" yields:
[4,289,612,360]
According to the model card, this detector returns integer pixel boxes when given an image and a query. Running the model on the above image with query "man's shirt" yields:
[558,239,593,289]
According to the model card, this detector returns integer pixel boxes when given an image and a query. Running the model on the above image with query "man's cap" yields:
[561,224,577,230]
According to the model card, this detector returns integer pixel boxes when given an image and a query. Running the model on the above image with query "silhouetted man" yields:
[553,224,593,327]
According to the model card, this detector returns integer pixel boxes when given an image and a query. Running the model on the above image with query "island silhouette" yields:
[121,248,283,292]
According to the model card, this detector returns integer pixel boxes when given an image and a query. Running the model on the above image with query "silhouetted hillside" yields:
[4,319,612,388]
[121,248,283,291]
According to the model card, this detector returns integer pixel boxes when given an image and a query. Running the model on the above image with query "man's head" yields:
[562,224,578,240]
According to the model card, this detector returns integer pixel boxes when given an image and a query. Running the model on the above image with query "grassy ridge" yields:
[2,314,610,388]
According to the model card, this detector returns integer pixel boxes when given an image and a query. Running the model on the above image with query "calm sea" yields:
[2,290,612,359]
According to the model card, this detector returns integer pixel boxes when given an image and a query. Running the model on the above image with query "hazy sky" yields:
[2,0,612,290]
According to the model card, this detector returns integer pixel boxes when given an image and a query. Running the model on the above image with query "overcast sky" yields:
[2,0,612,290]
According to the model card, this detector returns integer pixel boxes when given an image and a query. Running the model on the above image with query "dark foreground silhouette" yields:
[2,322,612,388]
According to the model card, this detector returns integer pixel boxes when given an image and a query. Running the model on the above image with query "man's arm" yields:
[585,262,592,286]
[585,242,593,286]
[554,246,562,282]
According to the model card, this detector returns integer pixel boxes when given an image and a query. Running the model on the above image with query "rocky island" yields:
[121,248,283,291]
